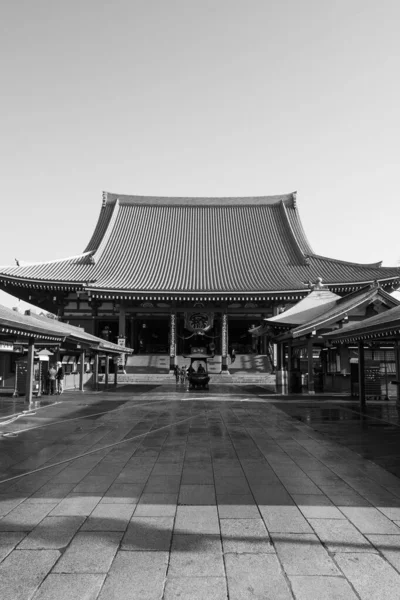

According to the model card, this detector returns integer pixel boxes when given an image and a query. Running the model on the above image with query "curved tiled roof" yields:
[325,304,400,343]
[0,192,399,296]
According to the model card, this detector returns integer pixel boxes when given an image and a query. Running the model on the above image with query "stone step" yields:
[100,373,276,386]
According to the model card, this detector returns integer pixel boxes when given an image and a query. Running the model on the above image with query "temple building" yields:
[0,191,399,376]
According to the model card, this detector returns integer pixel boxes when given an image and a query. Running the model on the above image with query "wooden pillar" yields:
[395,341,400,404]
[37,359,42,397]
[105,355,109,389]
[119,305,126,337]
[26,338,35,404]
[358,340,366,409]
[93,354,99,391]
[114,356,118,387]
[169,312,176,372]
[221,312,228,372]
[276,343,282,370]
[287,342,293,393]
[130,315,137,351]
[79,350,85,392]
[307,338,315,394]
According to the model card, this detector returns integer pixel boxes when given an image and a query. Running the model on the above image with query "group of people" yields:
[45,362,64,395]
[174,363,206,384]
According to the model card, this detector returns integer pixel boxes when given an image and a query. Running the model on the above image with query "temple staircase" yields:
[125,354,170,374]
[107,353,275,386]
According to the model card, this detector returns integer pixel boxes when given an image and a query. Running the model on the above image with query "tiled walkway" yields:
[1,384,400,599]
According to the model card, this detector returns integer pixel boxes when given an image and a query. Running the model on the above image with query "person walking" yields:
[48,363,57,395]
[180,365,187,384]
[56,362,64,394]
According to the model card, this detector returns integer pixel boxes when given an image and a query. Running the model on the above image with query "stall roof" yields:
[27,312,132,354]
[0,304,132,354]
[265,284,340,327]
[0,305,65,342]
[266,283,400,342]
[324,303,400,343]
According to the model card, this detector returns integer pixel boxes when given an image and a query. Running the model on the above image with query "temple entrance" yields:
[229,318,262,354]
[177,313,221,356]
[136,317,169,354]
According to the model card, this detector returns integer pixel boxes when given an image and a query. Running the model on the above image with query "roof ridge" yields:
[279,200,309,266]
[102,191,297,207]
[91,198,120,264]
[0,251,93,269]
[308,253,387,269]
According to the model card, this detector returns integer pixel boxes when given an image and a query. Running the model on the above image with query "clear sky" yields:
[1,0,399,309]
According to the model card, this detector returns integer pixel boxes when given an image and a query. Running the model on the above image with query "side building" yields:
[0,192,399,375]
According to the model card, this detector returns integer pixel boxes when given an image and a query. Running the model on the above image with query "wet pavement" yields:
[1,384,400,598]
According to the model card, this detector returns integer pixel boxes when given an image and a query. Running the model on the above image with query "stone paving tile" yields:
[289,575,359,599]
[0,494,27,516]
[225,553,292,600]
[81,503,134,531]
[174,506,220,535]
[220,518,274,554]
[114,468,152,484]
[376,505,400,521]
[309,518,376,553]
[50,494,101,516]
[178,484,216,505]
[98,551,168,600]
[0,549,60,600]
[322,489,372,506]
[273,532,340,576]
[29,482,77,503]
[164,576,227,600]
[217,494,260,519]
[169,533,224,577]
[18,516,85,549]
[251,483,295,505]
[144,474,181,493]
[181,471,214,485]
[134,492,177,517]
[50,467,97,484]
[335,552,400,599]
[72,475,116,493]
[215,476,252,495]
[367,534,400,571]
[53,531,122,573]
[0,500,58,531]
[32,573,106,600]
[260,505,312,533]
[121,516,174,551]
[101,482,144,503]
[339,506,400,534]
[292,494,344,519]
[0,532,26,562]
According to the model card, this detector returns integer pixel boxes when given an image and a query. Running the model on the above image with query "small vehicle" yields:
[187,357,210,390]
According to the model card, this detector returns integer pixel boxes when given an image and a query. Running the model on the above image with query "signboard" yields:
[117,336,126,371]
[184,311,214,333]
[0,342,13,352]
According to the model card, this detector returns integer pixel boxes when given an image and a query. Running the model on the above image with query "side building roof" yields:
[324,303,400,343]
[0,192,399,299]
[0,305,131,354]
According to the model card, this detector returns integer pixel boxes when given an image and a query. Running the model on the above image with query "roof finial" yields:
[312,277,324,290]
[102,191,108,207]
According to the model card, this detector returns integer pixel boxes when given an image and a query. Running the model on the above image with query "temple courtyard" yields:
[1,385,400,599]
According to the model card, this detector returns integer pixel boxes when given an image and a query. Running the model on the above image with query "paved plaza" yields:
[1,385,400,599]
